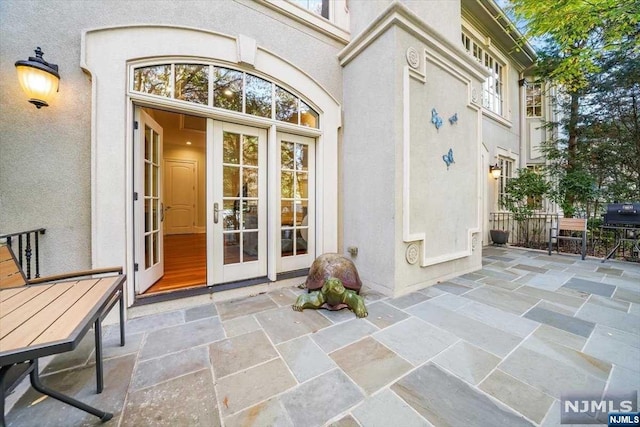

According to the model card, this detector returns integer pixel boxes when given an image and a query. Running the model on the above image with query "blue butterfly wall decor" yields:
[442,148,454,169]
[449,113,458,125]
[431,108,443,130]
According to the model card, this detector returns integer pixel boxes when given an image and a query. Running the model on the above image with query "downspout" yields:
[518,72,527,169]
[518,65,536,170]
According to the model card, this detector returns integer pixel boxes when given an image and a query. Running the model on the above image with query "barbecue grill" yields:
[601,202,640,262]
[603,203,640,227]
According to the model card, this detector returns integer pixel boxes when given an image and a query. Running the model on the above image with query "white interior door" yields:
[207,121,267,284]
[135,109,164,294]
[164,159,196,234]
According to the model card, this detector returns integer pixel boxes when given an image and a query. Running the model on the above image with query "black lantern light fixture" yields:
[489,163,502,180]
[15,47,60,108]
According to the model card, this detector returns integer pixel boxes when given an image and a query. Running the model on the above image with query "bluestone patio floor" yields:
[4,247,640,426]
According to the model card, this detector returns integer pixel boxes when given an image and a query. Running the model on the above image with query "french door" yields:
[133,109,314,293]
[134,109,164,294]
[208,121,267,284]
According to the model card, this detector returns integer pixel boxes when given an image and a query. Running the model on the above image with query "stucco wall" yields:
[342,29,399,294]
[341,3,486,297]
[0,0,345,275]
[348,0,461,45]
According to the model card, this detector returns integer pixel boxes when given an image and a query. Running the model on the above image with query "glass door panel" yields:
[278,133,314,271]
[135,109,164,294]
[209,121,267,284]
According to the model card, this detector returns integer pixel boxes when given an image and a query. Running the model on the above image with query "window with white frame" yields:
[498,157,514,208]
[526,82,543,117]
[289,0,329,19]
[462,33,505,116]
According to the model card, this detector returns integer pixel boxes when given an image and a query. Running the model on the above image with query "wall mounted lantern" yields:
[489,164,502,180]
[15,47,60,108]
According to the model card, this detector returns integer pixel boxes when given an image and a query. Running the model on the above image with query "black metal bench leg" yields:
[28,360,112,422]
[95,319,103,394]
[1,365,10,427]
[119,290,125,347]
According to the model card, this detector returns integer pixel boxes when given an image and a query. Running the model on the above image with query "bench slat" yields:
[558,218,587,231]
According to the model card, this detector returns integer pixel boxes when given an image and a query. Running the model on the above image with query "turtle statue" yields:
[292,253,367,318]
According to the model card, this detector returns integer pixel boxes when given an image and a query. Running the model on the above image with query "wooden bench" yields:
[548,218,587,260]
[0,244,125,394]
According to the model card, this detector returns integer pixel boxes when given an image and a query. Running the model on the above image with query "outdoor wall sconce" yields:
[15,47,60,108]
[489,164,502,180]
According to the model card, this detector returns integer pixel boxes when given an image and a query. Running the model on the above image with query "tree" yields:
[508,0,639,216]
[500,168,551,246]
[501,168,551,221]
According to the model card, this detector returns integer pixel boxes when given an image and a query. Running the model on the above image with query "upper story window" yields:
[462,33,505,117]
[526,82,543,117]
[132,63,319,129]
[289,0,329,19]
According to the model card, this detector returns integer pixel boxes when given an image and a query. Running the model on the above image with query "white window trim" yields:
[526,81,543,118]
[257,0,350,43]
[495,148,519,212]
[462,22,512,126]
[82,25,342,307]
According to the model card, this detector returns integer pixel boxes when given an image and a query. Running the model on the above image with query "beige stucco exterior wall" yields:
[0,0,345,277]
[348,0,461,44]
[341,3,488,297]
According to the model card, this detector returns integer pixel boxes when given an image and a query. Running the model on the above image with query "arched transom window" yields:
[132,63,319,128]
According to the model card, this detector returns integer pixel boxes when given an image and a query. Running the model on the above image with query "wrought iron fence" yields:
[489,213,639,260]
[0,228,46,279]
[489,212,557,249]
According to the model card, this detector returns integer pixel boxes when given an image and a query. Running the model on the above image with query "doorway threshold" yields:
[132,269,308,307]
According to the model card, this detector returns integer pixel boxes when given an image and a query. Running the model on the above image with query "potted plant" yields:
[489,229,510,245]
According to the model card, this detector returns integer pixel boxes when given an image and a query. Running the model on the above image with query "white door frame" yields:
[84,25,342,308]
[276,132,316,272]
[134,108,164,294]
[207,120,268,284]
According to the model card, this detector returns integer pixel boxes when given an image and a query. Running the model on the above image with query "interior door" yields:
[207,121,267,284]
[135,109,164,294]
[164,159,196,234]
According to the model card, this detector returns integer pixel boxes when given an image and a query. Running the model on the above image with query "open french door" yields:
[134,109,164,294]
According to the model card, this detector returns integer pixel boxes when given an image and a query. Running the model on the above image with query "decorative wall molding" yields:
[339,1,488,83]
[406,46,420,69]
[405,243,419,264]
[401,45,483,267]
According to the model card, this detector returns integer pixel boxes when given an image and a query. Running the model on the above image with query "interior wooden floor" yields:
[144,233,207,294]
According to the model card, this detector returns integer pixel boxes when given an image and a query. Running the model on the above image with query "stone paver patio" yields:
[4,247,640,426]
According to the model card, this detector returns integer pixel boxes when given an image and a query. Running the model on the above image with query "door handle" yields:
[160,203,164,222]
[214,202,219,224]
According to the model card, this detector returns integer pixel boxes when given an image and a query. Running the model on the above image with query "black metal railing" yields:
[0,228,46,279]
[489,212,558,249]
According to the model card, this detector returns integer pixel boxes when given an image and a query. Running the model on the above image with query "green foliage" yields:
[509,0,639,219]
[500,168,551,221]
[508,0,640,91]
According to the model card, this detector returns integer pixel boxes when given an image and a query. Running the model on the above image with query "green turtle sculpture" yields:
[292,253,367,318]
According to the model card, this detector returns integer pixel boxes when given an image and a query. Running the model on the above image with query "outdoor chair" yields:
[548,218,587,260]
[0,244,125,395]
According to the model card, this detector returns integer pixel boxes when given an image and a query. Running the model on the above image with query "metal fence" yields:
[0,228,46,279]
[489,212,558,249]
[489,212,639,260]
